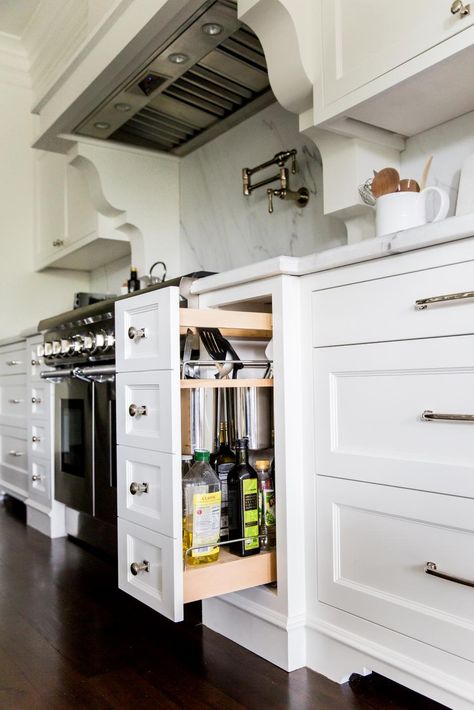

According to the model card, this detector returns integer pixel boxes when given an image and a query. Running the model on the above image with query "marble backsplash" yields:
[178,102,346,274]
[401,109,474,217]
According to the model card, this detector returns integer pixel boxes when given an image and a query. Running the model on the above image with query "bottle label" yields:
[242,479,259,551]
[259,480,276,527]
[216,462,233,538]
[191,491,221,558]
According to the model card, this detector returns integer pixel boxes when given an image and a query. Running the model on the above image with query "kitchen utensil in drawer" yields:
[197,327,243,379]
[230,386,272,450]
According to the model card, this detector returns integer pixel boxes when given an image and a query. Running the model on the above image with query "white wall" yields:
[89,255,130,294]
[0,43,89,338]
[179,102,346,274]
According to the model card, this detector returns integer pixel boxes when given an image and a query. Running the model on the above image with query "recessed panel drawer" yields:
[116,372,180,454]
[115,287,180,373]
[0,346,26,375]
[29,457,52,505]
[118,518,183,621]
[317,476,474,662]
[313,260,474,347]
[0,425,27,474]
[30,421,51,459]
[0,377,26,423]
[30,383,51,419]
[117,446,180,537]
[314,335,474,498]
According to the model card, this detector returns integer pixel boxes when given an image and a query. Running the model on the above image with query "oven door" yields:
[54,375,93,514]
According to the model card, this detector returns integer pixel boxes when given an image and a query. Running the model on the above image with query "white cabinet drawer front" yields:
[118,519,183,621]
[0,346,26,375]
[29,457,52,504]
[0,426,27,473]
[314,336,474,498]
[116,372,180,453]
[30,384,51,419]
[0,378,26,422]
[317,477,474,662]
[30,421,51,459]
[115,287,180,372]
[313,260,474,346]
[117,446,180,537]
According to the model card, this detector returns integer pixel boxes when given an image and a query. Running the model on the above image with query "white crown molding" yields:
[0,31,30,87]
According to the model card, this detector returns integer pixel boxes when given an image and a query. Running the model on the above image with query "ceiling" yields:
[0,0,41,37]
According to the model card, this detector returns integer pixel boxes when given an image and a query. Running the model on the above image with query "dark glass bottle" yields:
[228,438,260,557]
[214,422,235,541]
[127,267,140,293]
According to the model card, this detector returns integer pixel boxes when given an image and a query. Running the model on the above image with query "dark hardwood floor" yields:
[0,496,448,709]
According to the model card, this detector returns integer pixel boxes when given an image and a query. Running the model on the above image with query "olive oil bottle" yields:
[214,422,235,541]
[228,438,260,557]
[182,450,221,566]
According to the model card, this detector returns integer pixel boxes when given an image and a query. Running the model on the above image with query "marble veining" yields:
[179,102,346,274]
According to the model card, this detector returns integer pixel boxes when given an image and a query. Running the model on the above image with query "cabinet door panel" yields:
[0,346,26,375]
[118,518,183,621]
[29,457,52,505]
[317,477,474,662]
[0,377,27,423]
[116,371,180,454]
[314,335,474,498]
[35,152,66,259]
[0,426,27,475]
[115,287,180,373]
[322,0,474,104]
[117,446,181,538]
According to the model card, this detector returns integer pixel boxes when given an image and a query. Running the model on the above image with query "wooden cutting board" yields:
[456,152,474,215]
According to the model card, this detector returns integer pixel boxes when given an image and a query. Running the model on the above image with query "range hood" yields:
[74,0,274,156]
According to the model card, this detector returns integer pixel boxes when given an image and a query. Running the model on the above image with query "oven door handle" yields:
[40,368,75,382]
[40,365,116,383]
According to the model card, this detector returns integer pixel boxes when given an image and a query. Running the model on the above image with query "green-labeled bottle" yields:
[228,438,260,557]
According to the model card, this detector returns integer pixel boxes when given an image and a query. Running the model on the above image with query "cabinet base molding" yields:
[306,616,474,710]
[0,478,27,502]
[202,595,305,672]
[26,499,66,539]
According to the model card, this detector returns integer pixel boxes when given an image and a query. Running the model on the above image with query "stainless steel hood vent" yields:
[75,0,274,156]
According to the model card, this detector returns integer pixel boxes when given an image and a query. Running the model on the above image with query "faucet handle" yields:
[267,189,274,214]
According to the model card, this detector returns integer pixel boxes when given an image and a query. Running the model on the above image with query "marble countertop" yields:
[191,213,474,294]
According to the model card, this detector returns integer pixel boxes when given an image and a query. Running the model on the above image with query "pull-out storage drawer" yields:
[30,421,51,459]
[118,518,277,622]
[0,376,26,423]
[0,346,26,375]
[30,383,50,419]
[117,446,181,537]
[313,259,474,347]
[314,334,474,498]
[317,476,474,662]
[116,372,181,453]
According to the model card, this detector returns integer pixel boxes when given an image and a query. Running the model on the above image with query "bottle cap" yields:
[193,449,210,462]
[255,459,270,470]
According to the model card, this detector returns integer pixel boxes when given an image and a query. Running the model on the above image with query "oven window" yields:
[61,399,85,477]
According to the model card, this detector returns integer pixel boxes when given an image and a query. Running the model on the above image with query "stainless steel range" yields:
[39,301,117,555]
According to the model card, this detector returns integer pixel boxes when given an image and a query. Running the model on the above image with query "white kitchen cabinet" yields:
[321,0,473,107]
[0,340,28,500]
[317,476,474,663]
[115,287,276,623]
[25,334,66,538]
[34,149,130,272]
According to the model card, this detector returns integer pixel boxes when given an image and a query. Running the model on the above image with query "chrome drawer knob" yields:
[128,326,147,341]
[129,403,147,417]
[31,474,42,481]
[130,560,150,576]
[130,482,149,495]
[31,359,40,366]
[451,0,470,15]
[32,436,41,443]
[52,239,64,247]
[31,397,42,404]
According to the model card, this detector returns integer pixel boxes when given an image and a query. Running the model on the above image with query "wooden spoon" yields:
[371,167,400,198]
[398,178,420,192]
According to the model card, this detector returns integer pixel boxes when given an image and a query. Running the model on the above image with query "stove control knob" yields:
[44,342,53,357]
[96,331,115,352]
[37,344,45,358]
[82,333,95,353]
[52,340,61,355]
[60,338,73,356]
[72,336,84,353]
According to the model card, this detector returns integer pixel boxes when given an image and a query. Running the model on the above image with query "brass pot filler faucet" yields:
[242,148,310,213]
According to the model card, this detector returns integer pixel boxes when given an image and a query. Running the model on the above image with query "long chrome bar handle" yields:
[415,290,474,310]
[6,360,21,366]
[421,410,474,422]
[425,561,474,588]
